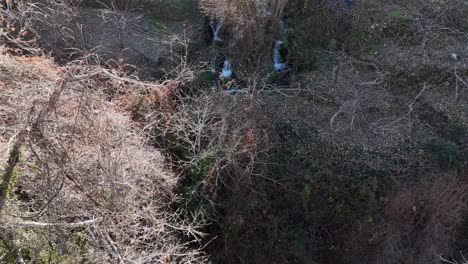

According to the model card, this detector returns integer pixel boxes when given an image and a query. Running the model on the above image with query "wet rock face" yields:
[35,8,201,79]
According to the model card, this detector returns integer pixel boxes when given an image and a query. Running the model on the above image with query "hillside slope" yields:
[0,48,206,263]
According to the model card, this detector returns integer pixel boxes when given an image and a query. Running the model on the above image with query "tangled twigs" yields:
[330,98,359,132]
[440,252,468,264]
[454,68,467,103]
[0,70,109,214]
[371,83,429,134]
[0,73,68,215]
[333,59,385,86]
[0,129,27,214]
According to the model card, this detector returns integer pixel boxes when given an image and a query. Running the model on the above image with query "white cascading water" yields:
[220,58,232,80]
[274,20,287,72]
[209,19,233,80]
[209,20,223,42]
[273,41,287,72]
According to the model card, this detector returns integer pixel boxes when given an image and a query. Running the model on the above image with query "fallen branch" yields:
[71,67,163,88]
[103,231,125,264]
[14,218,100,229]
[371,83,428,133]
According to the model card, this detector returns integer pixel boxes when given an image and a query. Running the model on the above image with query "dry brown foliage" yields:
[0,49,208,262]
[143,87,271,217]
[375,173,467,264]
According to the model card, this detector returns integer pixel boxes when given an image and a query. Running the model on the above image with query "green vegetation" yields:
[368,42,382,56]
[430,138,461,169]
[150,15,172,33]
[197,70,216,88]
[0,230,89,263]
[390,10,410,23]
[385,9,413,37]
[351,27,367,47]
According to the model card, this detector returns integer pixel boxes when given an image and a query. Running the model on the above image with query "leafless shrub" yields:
[441,252,468,264]
[144,86,270,217]
[375,173,467,264]
[1,0,189,79]
[0,49,208,262]
[200,0,289,23]
[0,0,44,54]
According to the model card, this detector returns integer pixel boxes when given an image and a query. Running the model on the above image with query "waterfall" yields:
[220,58,232,79]
[273,41,287,72]
[209,20,224,79]
[274,20,288,72]
[209,20,223,42]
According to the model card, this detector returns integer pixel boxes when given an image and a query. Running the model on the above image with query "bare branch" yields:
[0,130,27,214]
[14,218,100,229]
